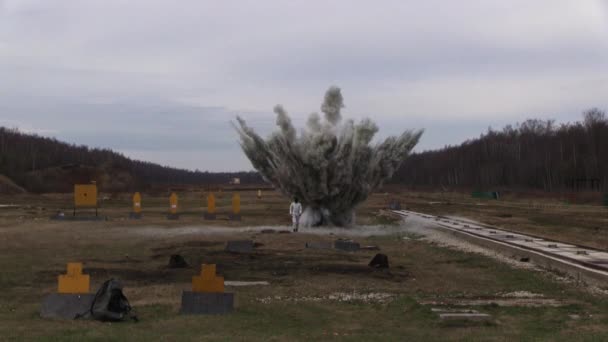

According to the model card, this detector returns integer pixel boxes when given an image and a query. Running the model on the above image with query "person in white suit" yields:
[289,197,303,232]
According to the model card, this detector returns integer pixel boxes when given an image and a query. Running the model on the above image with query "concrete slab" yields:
[439,313,492,321]
[180,292,234,315]
[50,215,106,221]
[225,281,269,286]
[129,212,142,219]
[226,240,254,253]
[203,213,217,220]
[40,293,95,319]
[305,241,333,249]
[334,239,360,252]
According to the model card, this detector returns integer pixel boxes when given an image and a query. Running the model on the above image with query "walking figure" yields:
[289,197,302,232]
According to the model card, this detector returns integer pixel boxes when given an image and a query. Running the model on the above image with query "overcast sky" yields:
[1,1,607,171]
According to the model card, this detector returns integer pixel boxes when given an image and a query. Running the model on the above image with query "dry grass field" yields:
[0,189,607,341]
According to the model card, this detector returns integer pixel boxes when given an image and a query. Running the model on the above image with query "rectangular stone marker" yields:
[305,241,333,249]
[40,293,95,319]
[334,239,360,252]
[180,292,234,315]
[225,240,254,253]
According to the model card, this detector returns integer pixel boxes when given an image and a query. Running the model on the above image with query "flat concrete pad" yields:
[334,239,360,252]
[439,313,492,321]
[225,281,269,286]
[226,240,254,253]
[40,293,95,319]
[203,213,216,220]
[180,292,234,314]
[306,241,333,249]
[261,229,276,234]
[129,212,142,219]
[50,215,105,221]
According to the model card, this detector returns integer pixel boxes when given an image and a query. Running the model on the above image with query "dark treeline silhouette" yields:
[3,108,607,194]
[394,109,608,192]
[0,127,263,193]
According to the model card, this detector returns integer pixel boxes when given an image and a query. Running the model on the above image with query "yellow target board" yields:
[74,184,97,207]
[232,193,240,214]
[133,192,142,213]
[169,192,178,214]
[207,194,216,214]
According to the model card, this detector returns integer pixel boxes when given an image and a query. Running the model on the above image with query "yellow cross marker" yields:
[58,262,90,294]
[232,194,240,215]
[169,192,178,214]
[133,192,142,213]
[207,193,216,214]
[192,264,224,293]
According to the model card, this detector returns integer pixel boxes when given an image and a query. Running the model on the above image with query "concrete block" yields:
[40,293,95,319]
[229,213,241,221]
[167,213,180,220]
[261,229,276,234]
[226,240,254,253]
[203,213,217,220]
[334,239,360,252]
[180,292,234,315]
[129,212,142,219]
[306,241,333,249]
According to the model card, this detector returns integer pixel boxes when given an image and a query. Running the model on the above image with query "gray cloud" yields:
[1,0,607,171]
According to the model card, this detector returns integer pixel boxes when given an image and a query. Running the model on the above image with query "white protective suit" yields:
[289,201,303,231]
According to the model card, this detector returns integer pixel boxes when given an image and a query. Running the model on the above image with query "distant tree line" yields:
[3,108,607,194]
[393,109,608,192]
[0,127,264,193]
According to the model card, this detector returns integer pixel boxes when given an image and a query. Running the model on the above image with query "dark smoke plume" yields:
[233,86,422,227]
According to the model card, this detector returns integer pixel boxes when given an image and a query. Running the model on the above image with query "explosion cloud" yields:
[233,86,423,227]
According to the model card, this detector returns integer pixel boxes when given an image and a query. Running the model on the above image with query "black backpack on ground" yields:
[77,278,138,322]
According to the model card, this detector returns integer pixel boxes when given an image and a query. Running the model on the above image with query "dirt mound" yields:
[0,174,26,194]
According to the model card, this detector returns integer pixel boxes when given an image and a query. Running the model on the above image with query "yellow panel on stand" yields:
[232,194,240,214]
[257,189,262,199]
[58,262,90,294]
[169,192,178,214]
[74,184,97,207]
[207,194,216,214]
[192,264,224,293]
[133,192,142,213]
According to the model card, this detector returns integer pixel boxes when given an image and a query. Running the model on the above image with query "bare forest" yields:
[394,109,608,192]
